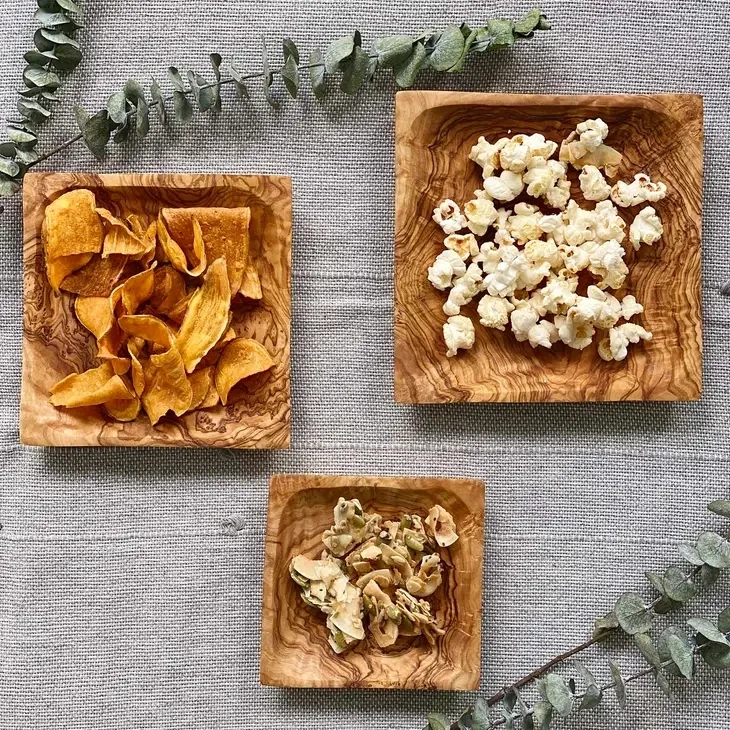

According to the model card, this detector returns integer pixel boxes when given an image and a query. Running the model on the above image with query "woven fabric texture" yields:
[1,1,729,728]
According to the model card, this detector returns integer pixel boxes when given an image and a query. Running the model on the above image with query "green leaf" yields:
[209,53,222,112]
[56,0,80,12]
[654,595,681,615]
[282,54,299,98]
[0,157,20,178]
[447,28,477,73]
[654,669,673,698]
[283,37,299,64]
[645,571,666,595]
[427,713,449,730]
[522,715,534,730]
[678,543,704,566]
[24,49,57,66]
[658,626,690,676]
[229,64,250,99]
[700,641,730,669]
[173,91,192,123]
[77,108,110,159]
[614,592,651,635]
[718,607,730,634]
[514,8,545,36]
[544,674,573,717]
[634,633,661,667]
[34,9,79,32]
[0,173,20,197]
[688,617,730,646]
[667,634,694,679]
[663,566,697,602]
[324,35,355,74]
[472,698,488,730]
[135,97,149,138]
[429,25,465,71]
[150,79,167,125]
[580,683,602,711]
[187,70,217,112]
[261,39,279,109]
[23,65,61,89]
[697,531,730,568]
[124,79,145,105]
[308,48,326,99]
[374,35,413,68]
[700,563,721,586]
[532,700,553,730]
[17,98,51,125]
[167,67,186,93]
[40,90,60,102]
[106,91,128,125]
[113,119,130,144]
[502,689,517,713]
[393,41,428,88]
[708,500,730,518]
[15,147,40,165]
[340,45,369,95]
[486,19,516,50]
[0,142,16,157]
[39,28,80,49]
[7,126,37,146]
[52,43,82,71]
[592,610,619,640]
[608,661,626,709]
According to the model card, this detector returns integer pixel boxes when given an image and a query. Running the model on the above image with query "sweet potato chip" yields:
[161,206,249,296]
[157,214,207,277]
[104,395,141,422]
[74,295,123,358]
[50,361,135,408]
[150,265,187,314]
[165,291,193,325]
[60,253,128,296]
[44,189,104,260]
[214,337,275,405]
[176,257,231,373]
[46,252,94,292]
[126,337,146,396]
[239,263,262,300]
[110,264,156,316]
[187,366,216,411]
[97,207,153,259]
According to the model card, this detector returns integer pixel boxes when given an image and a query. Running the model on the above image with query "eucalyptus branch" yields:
[426,499,730,730]
[0,0,84,200]
[1,7,551,201]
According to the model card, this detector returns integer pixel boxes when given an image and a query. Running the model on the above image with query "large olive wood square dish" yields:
[21,172,291,448]
[394,91,703,403]
[260,473,485,690]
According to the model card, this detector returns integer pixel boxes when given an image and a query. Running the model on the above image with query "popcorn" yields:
[593,200,626,243]
[611,173,667,207]
[620,295,644,320]
[473,240,502,273]
[560,119,623,177]
[540,274,579,314]
[524,238,562,268]
[510,305,539,342]
[469,136,508,178]
[444,233,479,260]
[588,240,629,289]
[507,203,542,242]
[483,246,523,297]
[443,315,475,357]
[629,206,663,251]
[544,179,572,210]
[576,118,609,152]
[528,319,559,349]
[443,263,484,315]
[433,199,467,235]
[555,311,595,350]
[598,323,653,362]
[427,249,467,291]
[579,165,612,201]
[464,197,499,236]
[477,295,515,331]
[499,134,533,172]
[483,170,524,201]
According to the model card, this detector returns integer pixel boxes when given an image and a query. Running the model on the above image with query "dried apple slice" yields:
[214,338,275,405]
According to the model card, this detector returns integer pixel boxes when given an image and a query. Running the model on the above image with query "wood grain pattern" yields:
[21,172,291,448]
[260,473,485,690]
[394,92,703,403]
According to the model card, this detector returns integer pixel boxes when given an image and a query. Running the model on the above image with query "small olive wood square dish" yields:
[394,91,703,403]
[260,473,485,690]
[21,172,291,448]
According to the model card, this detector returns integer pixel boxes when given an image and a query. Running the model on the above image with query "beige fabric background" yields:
[0,1,728,728]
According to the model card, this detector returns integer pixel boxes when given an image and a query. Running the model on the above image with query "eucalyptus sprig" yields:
[427,499,730,730]
[0,7,550,199]
[0,0,83,199]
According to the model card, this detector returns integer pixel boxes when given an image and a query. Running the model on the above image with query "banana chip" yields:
[214,338,275,405]
[60,254,128,297]
[176,258,231,373]
[240,263,263,300]
[50,361,135,408]
[161,207,249,296]
[157,214,207,277]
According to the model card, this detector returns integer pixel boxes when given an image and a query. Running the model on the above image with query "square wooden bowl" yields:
[260,473,485,690]
[21,172,291,448]
[394,91,703,403]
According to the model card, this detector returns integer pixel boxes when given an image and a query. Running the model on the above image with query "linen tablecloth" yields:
[1,1,728,728]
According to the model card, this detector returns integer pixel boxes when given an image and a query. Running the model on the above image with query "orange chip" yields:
[214,338,275,405]
[161,207,249,296]
[187,366,216,411]
[74,295,123,358]
[239,263,262,300]
[46,252,94,293]
[176,258,231,373]
[50,361,135,408]
[60,253,128,297]
[157,214,207,277]
[104,395,142,422]
[118,313,173,348]
[97,207,154,259]
[44,189,104,260]
[127,337,146,396]
[165,291,193,325]
[110,264,156,316]
[150,265,187,314]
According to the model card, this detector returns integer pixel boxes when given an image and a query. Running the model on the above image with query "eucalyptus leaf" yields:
[18,86,47,99]
[33,27,56,52]
[17,98,51,125]
[532,701,553,730]
[0,174,20,197]
[40,90,60,102]
[261,39,279,109]
[667,634,694,678]
[678,543,704,566]
[427,713,449,730]
[78,109,110,159]
[52,43,82,71]
[663,566,697,602]
[113,119,130,144]
[56,0,80,12]
[0,157,20,178]
[645,571,666,595]
[522,715,534,730]
[135,96,149,138]
[573,659,596,689]
[608,661,626,709]
[544,674,573,717]
[634,633,661,667]
[282,54,299,98]
[654,669,673,698]
[580,683,602,711]
[34,9,79,32]
[708,499,730,518]
[700,563,721,587]
[700,640,730,669]
[324,35,355,74]
[24,49,57,66]
[209,53,222,112]
[23,65,61,89]
[39,28,80,49]
[503,688,518,713]
[535,678,547,700]
[486,19,516,50]
[0,143,16,158]
[308,48,326,99]
[173,90,192,123]
[429,25,465,71]
[340,45,369,95]
[688,617,730,646]
[472,698,488,730]
[514,8,545,36]
[500,710,514,730]
[393,41,427,88]
[653,596,682,615]
[718,607,730,634]
[167,67,186,93]
[15,148,40,165]
[658,626,689,677]
[229,64,250,99]
[447,28,477,73]
[124,79,145,105]
[187,70,217,112]
[365,55,378,82]
[150,79,167,124]
[697,531,730,568]
[106,91,128,124]
[374,35,413,68]
[7,126,37,146]
[614,592,652,635]
[283,37,299,64]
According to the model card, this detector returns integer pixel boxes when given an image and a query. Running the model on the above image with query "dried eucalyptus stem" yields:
[426,499,730,730]
[0,7,551,205]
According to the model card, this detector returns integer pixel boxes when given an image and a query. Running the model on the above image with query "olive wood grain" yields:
[260,473,485,690]
[394,92,703,403]
[21,172,291,448]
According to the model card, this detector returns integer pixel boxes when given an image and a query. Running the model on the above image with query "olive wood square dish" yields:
[21,172,291,448]
[394,91,703,403]
[260,473,485,690]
